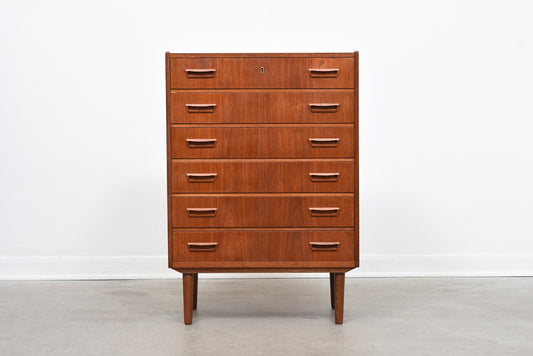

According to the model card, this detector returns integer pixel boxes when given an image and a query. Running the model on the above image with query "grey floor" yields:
[1,278,532,355]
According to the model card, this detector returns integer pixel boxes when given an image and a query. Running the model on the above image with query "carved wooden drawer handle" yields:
[308,68,339,78]
[308,138,340,147]
[309,173,340,182]
[187,242,218,252]
[308,103,339,113]
[187,208,217,217]
[309,207,340,217]
[185,104,217,113]
[186,139,217,148]
[186,173,218,183]
[309,242,339,251]
[185,69,216,78]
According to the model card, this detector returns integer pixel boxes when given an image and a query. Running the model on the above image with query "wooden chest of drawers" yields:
[165,52,359,324]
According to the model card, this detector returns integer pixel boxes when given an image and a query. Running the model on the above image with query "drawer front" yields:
[172,230,355,263]
[170,57,354,89]
[171,195,354,228]
[170,90,354,124]
[171,160,354,193]
[171,126,354,159]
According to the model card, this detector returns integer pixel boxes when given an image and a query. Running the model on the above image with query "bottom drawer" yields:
[172,230,355,267]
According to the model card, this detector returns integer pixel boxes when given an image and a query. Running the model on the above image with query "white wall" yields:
[1,0,533,279]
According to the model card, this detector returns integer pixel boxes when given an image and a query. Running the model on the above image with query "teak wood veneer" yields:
[166,52,359,324]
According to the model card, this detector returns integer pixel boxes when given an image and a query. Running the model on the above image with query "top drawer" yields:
[170,57,354,89]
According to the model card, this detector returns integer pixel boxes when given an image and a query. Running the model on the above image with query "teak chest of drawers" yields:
[165,52,359,324]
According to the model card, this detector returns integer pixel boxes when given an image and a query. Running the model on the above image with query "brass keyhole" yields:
[260,66,265,74]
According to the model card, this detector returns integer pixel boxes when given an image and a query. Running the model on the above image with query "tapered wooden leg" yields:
[330,273,335,309]
[334,273,345,324]
[193,273,198,310]
[183,273,194,325]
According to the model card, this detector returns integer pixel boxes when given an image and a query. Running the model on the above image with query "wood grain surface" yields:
[170,90,354,124]
[171,159,354,193]
[172,230,355,263]
[170,57,354,89]
[171,125,354,159]
[171,194,354,228]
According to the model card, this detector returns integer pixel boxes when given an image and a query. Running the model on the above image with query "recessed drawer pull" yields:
[308,68,339,78]
[187,208,217,217]
[309,207,340,217]
[309,242,339,251]
[308,138,340,147]
[185,104,217,113]
[308,103,340,113]
[187,242,218,252]
[186,173,218,183]
[186,138,217,148]
[309,172,340,182]
[185,68,216,78]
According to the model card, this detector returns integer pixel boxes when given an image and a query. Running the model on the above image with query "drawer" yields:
[170,57,354,89]
[171,160,354,193]
[170,90,354,124]
[172,230,355,265]
[171,194,354,228]
[171,125,354,159]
